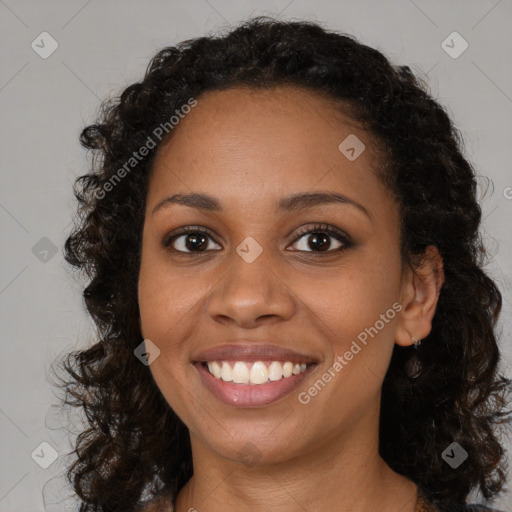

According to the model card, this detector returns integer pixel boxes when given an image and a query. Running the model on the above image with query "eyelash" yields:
[162,223,354,257]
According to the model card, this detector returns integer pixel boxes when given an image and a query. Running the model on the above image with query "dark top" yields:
[459,507,503,511]
[417,489,505,512]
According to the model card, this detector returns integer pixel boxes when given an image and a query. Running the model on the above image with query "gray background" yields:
[1,0,511,510]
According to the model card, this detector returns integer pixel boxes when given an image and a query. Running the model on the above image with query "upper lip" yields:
[193,342,318,364]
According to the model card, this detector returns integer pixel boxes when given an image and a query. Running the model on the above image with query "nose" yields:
[206,247,296,329]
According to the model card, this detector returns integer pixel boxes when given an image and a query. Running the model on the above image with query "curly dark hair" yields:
[55,16,511,512]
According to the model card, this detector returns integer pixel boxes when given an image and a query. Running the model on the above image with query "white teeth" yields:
[205,360,310,384]
[232,361,249,383]
[250,361,268,384]
[282,362,293,378]
[221,361,233,382]
[268,361,283,381]
[211,361,222,379]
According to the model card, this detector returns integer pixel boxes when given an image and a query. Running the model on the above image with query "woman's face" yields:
[138,85,410,465]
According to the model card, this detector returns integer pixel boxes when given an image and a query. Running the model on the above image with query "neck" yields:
[174,415,417,512]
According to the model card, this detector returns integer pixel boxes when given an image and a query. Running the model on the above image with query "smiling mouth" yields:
[203,360,313,385]
[195,360,318,408]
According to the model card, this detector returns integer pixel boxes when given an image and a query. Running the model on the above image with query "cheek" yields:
[139,244,402,348]
[138,243,209,342]
[299,271,400,416]
[307,259,401,341]
[300,256,402,404]
[137,255,205,419]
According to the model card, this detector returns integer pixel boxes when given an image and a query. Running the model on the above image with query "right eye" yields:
[162,227,222,254]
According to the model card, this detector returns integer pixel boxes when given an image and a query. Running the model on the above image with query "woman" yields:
[58,16,510,512]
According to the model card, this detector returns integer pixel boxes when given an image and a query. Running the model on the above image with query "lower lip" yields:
[195,362,317,408]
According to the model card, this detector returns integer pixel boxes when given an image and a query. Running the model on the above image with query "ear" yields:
[394,245,445,347]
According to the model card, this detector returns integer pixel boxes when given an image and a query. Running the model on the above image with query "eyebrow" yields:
[151,191,371,219]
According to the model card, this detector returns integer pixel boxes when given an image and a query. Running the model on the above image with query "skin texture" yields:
[138,86,444,512]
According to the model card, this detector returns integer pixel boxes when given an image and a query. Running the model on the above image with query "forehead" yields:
[154,85,371,162]
[147,85,388,216]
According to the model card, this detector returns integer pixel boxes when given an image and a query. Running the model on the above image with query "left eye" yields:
[289,224,351,254]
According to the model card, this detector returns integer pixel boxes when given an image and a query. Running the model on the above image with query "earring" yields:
[411,335,422,348]
[405,334,422,379]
